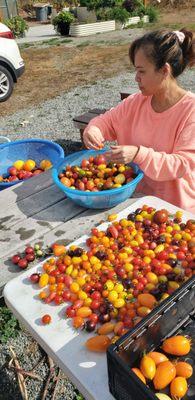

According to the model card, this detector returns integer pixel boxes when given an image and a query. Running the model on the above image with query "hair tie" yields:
[173,30,185,44]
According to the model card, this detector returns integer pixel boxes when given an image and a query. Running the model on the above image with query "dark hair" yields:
[129,29,195,78]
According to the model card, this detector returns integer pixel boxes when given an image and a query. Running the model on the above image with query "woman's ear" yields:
[162,62,171,77]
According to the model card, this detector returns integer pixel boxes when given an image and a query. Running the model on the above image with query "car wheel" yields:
[0,65,14,102]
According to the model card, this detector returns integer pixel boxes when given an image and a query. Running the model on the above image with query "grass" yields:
[76,40,91,48]
[19,37,73,50]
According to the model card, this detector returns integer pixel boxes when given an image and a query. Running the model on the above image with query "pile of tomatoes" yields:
[29,204,194,348]
[0,158,52,183]
[132,335,193,400]
[58,154,136,191]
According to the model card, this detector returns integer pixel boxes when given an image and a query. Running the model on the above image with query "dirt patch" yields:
[0,44,131,117]
[1,7,195,117]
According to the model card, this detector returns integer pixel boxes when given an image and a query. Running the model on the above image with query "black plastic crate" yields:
[107,276,195,400]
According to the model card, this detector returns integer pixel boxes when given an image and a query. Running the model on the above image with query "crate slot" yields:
[135,328,147,339]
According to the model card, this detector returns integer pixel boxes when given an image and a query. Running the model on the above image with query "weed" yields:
[0,306,21,344]
[77,41,91,48]
[19,43,35,50]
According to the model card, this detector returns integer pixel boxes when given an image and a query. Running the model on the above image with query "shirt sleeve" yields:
[133,123,195,181]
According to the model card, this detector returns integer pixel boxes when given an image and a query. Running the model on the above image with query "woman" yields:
[83,29,195,213]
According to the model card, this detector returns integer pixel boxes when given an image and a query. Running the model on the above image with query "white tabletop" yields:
[3,196,194,400]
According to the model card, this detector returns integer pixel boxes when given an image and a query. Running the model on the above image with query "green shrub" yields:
[4,16,28,37]
[107,6,130,23]
[145,5,159,22]
[0,307,21,344]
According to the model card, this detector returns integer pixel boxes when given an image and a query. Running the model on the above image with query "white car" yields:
[0,22,25,102]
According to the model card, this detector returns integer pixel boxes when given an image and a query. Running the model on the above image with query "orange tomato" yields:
[147,351,168,366]
[23,159,36,171]
[162,335,191,356]
[132,368,146,384]
[72,316,84,328]
[85,335,111,352]
[140,355,156,380]
[137,306,151,317]
[175,361,193,378]
[97,322,115,335]
[137,293,157,309]
[170,377,188,399]
[60,177,71,187]
[52,244,66,257]
[153,361,176,390]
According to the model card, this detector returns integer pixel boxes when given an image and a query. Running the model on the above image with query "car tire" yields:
[0,65,14,102]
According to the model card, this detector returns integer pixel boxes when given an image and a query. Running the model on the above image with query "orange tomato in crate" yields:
[153,361,176,390]
[162,335,191,356]
[170,376,188,399]
[174,361,193,378]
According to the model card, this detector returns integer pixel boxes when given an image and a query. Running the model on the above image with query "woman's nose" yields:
[135,73,140,82]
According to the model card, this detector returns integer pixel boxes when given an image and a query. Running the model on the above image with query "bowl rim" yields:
[52,149,144,197]
[0,138,64,187]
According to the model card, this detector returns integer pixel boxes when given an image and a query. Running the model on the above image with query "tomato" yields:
[137,293,156,309]
[170,377,188,399]
[153,361,176,390]
[140,355,156,380]
[85,335,111,352]
[107,225,119,239]
[175,361,193,378]
[40,159,52,170]
[13,160,24,171]
[52,244,66,257]
[11,254,21,264]
[153,209,169,224]
[23,159,36,172]
[147,351,168,366]
[42,314,51,324]
[97,322,115,335]
[131,368,146,384]
[162,335,191,356]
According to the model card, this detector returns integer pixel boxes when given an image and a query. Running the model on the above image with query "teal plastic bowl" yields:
[52,149,144,209]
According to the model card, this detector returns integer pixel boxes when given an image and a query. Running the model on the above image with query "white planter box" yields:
[122,15,149,28]
[142,15,149,23]
[69,20,115,37]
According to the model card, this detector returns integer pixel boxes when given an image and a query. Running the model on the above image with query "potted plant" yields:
[4,16,28,38]
[52,11,75,35]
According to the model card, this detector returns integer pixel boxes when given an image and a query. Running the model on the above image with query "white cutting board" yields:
[3,196,194,400]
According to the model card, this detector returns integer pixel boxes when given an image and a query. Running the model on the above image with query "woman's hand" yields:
[83,126,105,150]
[104,145,139,164]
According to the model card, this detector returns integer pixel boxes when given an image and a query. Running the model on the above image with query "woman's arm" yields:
[133,123,195,181]
[83,94,138,148]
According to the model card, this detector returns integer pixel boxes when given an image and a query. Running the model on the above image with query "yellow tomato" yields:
[40,159,52,170]
[13,159,24,170]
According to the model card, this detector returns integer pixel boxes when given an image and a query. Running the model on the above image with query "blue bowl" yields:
[0,138,64,190]
[52,149,144,209]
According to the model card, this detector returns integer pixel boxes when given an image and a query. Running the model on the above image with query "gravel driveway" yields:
[0,68,195,152]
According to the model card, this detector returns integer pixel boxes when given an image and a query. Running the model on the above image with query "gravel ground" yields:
[0,68,195,400]
[0,68,195,151]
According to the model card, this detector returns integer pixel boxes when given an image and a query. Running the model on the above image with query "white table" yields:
[2,177,194,400]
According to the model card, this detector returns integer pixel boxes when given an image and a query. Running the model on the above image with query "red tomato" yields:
[42,314,51,324]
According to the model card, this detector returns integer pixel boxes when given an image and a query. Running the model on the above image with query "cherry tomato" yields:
[42,314,51,324]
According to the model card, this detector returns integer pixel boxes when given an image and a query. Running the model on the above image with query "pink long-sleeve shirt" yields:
[86,92,195,213]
